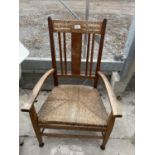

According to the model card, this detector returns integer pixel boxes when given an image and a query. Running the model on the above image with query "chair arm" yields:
[98,71,122,117]
[21,68,55,112]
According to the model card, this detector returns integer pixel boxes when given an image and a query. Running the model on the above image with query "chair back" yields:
[48,17,107,87]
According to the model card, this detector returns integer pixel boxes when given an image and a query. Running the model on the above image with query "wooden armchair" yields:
[21,17,122,150]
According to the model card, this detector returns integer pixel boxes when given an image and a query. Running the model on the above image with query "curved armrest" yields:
[98,71,122,117]
[21,68,55,112]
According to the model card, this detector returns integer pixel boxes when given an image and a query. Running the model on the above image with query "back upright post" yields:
[94,19,107,88]
[48,17,58,86]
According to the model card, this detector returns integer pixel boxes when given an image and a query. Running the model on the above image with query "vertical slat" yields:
[58,32,64,74]
[71,33,82,75]
[48,17,58,86]
[89,33,95,76]
[94,19,107,88]
[63,32,67,74]
[85,33,90,75]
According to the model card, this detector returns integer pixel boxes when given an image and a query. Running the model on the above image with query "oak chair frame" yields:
[21,17,122,150]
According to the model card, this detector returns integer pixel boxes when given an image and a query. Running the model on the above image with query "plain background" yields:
[0,0,155,154]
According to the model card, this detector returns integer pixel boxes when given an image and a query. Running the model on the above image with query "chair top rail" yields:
[52,19,103,34]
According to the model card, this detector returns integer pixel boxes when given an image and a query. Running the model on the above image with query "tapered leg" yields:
[100,112,115,150]
[29,105,44,147]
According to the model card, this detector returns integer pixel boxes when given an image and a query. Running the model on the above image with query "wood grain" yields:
[21,68,55,112]
[63,32,67,74]
[58,32,63,74]
[52,20,102,34]
[38,123,107,131]
[94,19,107,88]
[85,33,90,75]
[48,17,58,86]
[101,112,115,147]
[71,33,82,75]
[42,133,103,139]
[98,71,122,117]
[29,105,43,144]
[89,34,95,76]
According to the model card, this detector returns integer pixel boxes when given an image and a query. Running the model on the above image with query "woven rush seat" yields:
[38,85,108,127]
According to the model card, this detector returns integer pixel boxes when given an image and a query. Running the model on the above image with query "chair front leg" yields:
[101,112,115,150]
[29,105,44,147]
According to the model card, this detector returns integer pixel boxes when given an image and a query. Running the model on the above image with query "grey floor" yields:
[19,89,135,155]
